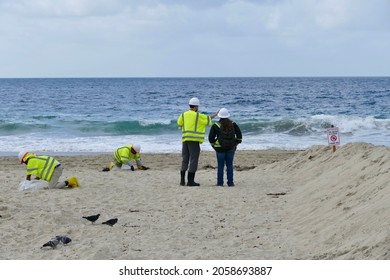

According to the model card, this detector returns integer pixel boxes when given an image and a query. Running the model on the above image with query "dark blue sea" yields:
[0,77,389,154]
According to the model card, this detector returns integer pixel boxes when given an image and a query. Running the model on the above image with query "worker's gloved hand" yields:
[141,166,149,170]
[126,161,135,171]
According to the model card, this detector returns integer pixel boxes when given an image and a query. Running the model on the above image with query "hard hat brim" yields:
[20,152,29,164]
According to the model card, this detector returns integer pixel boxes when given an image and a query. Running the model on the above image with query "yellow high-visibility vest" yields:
[114,145,141,163]
[177,110,211,143]
[26,155,59,182]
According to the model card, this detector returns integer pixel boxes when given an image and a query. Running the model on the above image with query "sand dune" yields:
[0,142,389,259]
[273,142,390,259]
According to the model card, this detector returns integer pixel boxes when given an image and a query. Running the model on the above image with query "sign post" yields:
[327,125,340,152]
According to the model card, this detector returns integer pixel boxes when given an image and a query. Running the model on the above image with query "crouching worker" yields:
[18,151,80,189]
[103,144,149,171]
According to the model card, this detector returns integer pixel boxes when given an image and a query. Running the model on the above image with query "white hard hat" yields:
[218,108,230,118]
[132,144,141,153]
[18,150,29,163]
[189,97,200,106]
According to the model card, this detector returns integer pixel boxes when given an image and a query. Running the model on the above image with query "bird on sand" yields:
[56,235,72,245]
[42,238,60,249]
[102,218,118,227]
[82,214,100,224]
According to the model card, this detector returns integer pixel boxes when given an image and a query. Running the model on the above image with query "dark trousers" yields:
[181,141,200,173]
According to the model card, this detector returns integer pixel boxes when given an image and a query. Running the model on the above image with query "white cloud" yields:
[0,0,389,77]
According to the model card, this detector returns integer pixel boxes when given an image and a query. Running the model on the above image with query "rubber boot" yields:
[187,172,200,187]
[180,171,186,186]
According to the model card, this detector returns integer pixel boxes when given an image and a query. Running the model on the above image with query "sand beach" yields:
[0,142,389,260]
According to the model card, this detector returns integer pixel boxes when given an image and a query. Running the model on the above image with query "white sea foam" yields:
[1,127,388,156]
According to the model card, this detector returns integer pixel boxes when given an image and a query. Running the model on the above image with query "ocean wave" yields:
[75,120,178,135]
[1,116,389,154]
[1,115,389,138]
[238,115,390,136]
[0,121,52,136]
[0,119,178,136]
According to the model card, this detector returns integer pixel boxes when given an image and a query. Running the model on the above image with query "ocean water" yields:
[0,77,389,155]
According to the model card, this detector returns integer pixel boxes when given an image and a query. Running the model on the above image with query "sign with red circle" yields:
[327,127,340,146]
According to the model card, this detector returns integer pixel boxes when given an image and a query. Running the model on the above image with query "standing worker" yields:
[104,143,149,171]
[208,108,242,187]
[177,97,218,186]
[18,151,79,189]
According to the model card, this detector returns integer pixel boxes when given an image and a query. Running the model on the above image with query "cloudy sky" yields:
[0,0,389,77]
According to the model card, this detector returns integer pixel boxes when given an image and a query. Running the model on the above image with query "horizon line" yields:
[0,75,389,79]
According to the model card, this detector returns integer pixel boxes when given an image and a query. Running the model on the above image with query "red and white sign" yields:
[327,126,340,146]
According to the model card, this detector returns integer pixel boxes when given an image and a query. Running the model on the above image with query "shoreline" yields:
[0,148,304,157]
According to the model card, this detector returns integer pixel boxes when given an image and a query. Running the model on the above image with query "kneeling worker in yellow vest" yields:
[104,143,149,171]
[18,151,80,189]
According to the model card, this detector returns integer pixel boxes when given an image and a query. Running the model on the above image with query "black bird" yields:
[56,235,72,245]
[82,214,100,224]
[102,218,118,227]
[42,238,59,249]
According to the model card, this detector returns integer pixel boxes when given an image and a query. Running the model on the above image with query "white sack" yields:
[18,180,48,191]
